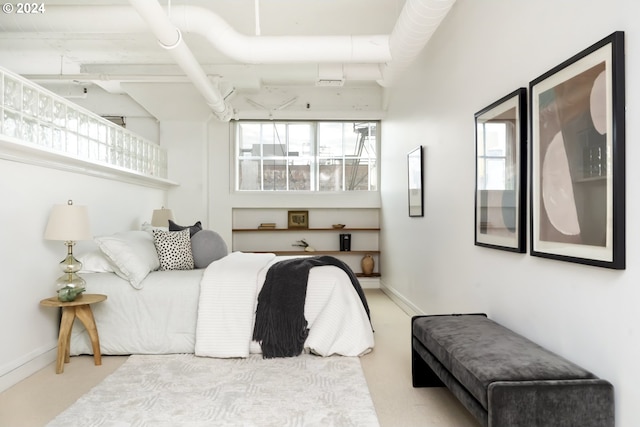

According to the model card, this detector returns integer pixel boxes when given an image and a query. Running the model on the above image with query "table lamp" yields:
[151,206,174,227]
[44,200,91,301]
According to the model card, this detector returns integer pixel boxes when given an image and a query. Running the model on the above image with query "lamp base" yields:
[55,249,86,301]
[56,273,86,302]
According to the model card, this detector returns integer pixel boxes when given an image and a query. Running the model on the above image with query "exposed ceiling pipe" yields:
[0,2,453,80]
[127,0,233,121]
[0,5,391,64]
[169,5,390,64]
[378,0,457,87]
[0,1,456,116]
[254,0,261,36]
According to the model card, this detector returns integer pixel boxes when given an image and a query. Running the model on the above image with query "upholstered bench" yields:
[411,314,614,427]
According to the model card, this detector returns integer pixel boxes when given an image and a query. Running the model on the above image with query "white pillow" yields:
[94,230,160,288]
[79,250,115,273]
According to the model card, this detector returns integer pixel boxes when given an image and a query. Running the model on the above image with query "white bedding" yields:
[71,253,374,357]
[196,252,374,358]
[71,269,204,355]
[195,252,277,358]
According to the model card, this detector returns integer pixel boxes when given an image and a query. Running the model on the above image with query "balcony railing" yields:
[0,66,168,180]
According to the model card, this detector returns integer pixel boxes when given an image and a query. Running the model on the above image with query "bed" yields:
[70,227,374,358]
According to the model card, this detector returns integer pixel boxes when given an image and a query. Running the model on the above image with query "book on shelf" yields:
[258,223,277,229]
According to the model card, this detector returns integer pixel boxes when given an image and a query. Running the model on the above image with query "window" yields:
[235,121,378,192]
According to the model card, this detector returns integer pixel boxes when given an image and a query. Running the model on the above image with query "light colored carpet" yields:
[45,353,379,427]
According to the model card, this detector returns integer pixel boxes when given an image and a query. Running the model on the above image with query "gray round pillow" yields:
[190,230,228,269]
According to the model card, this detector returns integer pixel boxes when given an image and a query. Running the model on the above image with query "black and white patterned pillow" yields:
[152,229,194,271]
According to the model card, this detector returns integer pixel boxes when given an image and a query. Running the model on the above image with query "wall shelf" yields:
[232,208,381,278]
[252,250,379,255]
[233,228,380,232]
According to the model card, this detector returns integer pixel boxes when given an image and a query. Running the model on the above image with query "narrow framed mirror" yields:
[408,145,424,217]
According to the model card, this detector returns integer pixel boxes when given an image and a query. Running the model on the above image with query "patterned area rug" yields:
[47,354,379,427]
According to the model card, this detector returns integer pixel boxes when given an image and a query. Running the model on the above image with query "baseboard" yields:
[0,345,57,393]
[378,280,423,316]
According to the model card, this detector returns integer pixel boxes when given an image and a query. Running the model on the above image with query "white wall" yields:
[162,121,210,227]
[380,0,639,425]
[0,157,166,391]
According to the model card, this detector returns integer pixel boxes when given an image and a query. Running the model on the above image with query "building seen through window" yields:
[235,121,378,192]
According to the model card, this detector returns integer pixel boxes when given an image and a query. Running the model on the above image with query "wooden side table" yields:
[40,293,107,374]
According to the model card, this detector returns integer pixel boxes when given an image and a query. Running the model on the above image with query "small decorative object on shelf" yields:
[332,224,346,229]
[288,210,309,229]
[339,234,351,251]
[292,239,315,252]
[57,285,85,302]
[361,254,375,276]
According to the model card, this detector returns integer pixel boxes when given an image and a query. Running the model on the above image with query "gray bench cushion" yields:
[412,314,597,410]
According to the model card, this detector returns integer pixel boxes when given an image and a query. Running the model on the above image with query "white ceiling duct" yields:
[379,0,457,87]
[128,0,233,121]
[0,5,391,64]
[0,1,456,118]
[0,2,453,70]
[168,5,390,64]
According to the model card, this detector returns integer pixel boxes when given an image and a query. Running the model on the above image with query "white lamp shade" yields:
[151,208,175,227]
[44,201,91,241]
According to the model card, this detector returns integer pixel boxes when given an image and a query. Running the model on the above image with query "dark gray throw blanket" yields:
[252,255,371,359]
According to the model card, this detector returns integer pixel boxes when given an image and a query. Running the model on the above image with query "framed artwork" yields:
[408,146,424,217]
[530,31,625,269]
[474,88,527,252]
[287,210,309,229]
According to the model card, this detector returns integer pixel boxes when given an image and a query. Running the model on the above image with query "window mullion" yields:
[285,124,290,191]
[312,122,318,191]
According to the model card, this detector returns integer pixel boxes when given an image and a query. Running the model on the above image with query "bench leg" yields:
[412,345,444,387]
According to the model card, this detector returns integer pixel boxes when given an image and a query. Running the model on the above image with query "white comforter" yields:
[71,269,204,355]
[196,252,374,358]
[71,252,374,357]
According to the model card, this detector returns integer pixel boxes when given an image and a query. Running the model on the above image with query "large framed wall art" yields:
[474,88,527,252]
[529,31,625,269]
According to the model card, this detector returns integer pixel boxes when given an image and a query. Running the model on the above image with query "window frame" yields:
[232,119,380,193]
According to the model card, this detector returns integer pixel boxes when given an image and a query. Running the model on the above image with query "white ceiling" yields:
[0,0,443,120]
